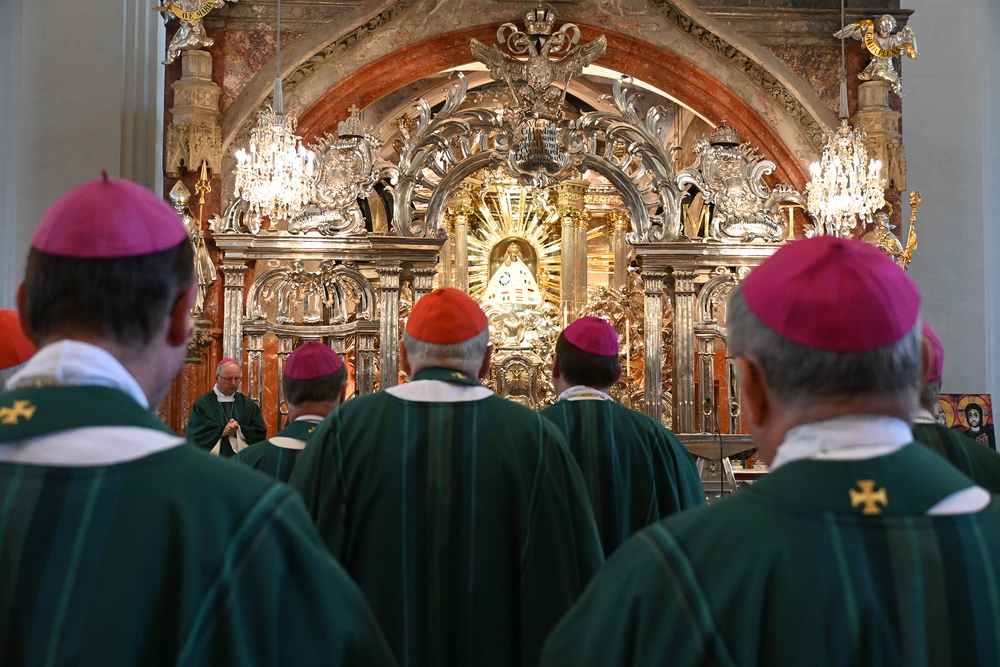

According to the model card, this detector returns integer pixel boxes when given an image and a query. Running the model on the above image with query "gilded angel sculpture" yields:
[835,14,917,96]
[156,0,236,65]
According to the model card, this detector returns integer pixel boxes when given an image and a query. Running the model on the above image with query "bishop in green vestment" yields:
[542,237,1000,667]
[911,322,1000,493]
[187,358,266,457]
[291,288,604,667]
[3,177,396,667]
[235,342,348,482]
[541,316,704,556]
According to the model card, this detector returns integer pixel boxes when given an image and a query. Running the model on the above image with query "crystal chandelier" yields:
[805,0,885,237]
[806,120,884,236]
[232,0,314,221]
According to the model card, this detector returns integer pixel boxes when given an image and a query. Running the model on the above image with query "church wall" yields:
[905,0,999,398]
[0,0,163,309]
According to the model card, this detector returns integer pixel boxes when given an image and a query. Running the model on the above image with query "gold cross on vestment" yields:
[849,479,888,515]
[451,372,466,379]
[0,400,37,425]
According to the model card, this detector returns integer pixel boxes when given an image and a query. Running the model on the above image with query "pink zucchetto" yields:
[32,173,187,258]
[742,236,920,352]
[284,343,344,380]
[217,358,238,368]
[563,316,619,357]
[922,322,944,384]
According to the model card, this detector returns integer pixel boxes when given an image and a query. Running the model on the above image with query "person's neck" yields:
[760,393,916,464]
[38,332,166,407]
[288,401,339,421]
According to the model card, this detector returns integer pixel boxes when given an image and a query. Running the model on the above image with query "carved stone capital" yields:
[185,319,215,364]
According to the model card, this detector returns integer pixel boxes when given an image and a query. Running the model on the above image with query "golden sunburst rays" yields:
[467,182,562,305]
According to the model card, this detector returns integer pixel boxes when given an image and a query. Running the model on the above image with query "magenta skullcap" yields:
[922,322,944,384]
[742,236,920,352]
[32,173,187,258]
[564,316,620,356]
[217,358,238,368]
[284,342,344,380]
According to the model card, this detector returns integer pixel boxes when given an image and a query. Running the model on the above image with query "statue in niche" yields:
[835,14,917,96]
[484,241,543,307]
[168,181,216,317]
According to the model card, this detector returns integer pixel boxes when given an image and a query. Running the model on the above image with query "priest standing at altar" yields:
[541,236,1000,667]
[291,287,603,667]
[187,357,266,456]
[541,316,704,556]
[0,176,396,665]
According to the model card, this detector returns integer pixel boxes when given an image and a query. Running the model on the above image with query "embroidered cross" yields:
[451,372,466,379]
[0,400,37,425]
[849,479,888,515]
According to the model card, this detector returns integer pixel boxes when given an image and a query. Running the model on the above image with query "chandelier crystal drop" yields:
[234,108,314,221]
[806,122,885,237]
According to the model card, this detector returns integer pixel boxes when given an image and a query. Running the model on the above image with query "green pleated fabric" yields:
[913,421,1000,494]
[541,443,1000,667]
[233,419,319,482]
[541,399,705,556]
[290,368,604,667]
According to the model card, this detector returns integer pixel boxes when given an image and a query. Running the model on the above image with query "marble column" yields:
[641,270,668,423]
[671,269,698,433]
[221,261,248,362]
[376,262,403,388]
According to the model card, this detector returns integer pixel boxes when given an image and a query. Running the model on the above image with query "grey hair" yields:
[919,378,942,413]
[403,327,490,377]
[726,283,922,409]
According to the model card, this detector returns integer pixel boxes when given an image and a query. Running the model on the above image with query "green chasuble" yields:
[233,419,319,482]
[541,443,1000,667]
[186,390,266,457]
[913,421,1000,494]
[290,367,605,667]
[0,385,396,667]
[540,397,705,556]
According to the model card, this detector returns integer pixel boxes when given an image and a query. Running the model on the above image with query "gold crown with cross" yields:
[524,4,557,36]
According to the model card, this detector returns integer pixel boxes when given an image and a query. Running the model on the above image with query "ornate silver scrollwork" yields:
[676,124,803,243]
[247,259,376,325]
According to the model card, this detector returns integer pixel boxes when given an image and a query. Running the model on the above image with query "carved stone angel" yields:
[835,14,917,96]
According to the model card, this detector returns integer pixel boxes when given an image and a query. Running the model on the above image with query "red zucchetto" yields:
[284,343,344,380]
[742,236,920,352]
[563,316,619,357]
[31,173,187,258]
[0,310,35,371]
[405,288,488,344]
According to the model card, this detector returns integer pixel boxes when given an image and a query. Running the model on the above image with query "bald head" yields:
[216,361,242,396]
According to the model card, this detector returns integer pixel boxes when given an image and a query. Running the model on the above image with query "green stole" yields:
[0,385,172,442]
[754,443,978,515]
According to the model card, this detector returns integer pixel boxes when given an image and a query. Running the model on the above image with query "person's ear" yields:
[338,384,349,405]
[16,283,35,343]
[166,285,197,347]
[399,339,411,376]
[735,355,769,431]
[478,344,494,380]
[613,360,622,384]
[551,352,562,380]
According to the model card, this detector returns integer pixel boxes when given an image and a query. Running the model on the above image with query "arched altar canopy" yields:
[220,0,841,193]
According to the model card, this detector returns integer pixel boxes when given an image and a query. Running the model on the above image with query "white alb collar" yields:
[7,339,149,408]
[214,386,236,403]
[769,414,913,472]
[556,385,615,402]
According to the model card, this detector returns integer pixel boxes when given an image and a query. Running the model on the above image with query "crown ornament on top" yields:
[524,4,556,36]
